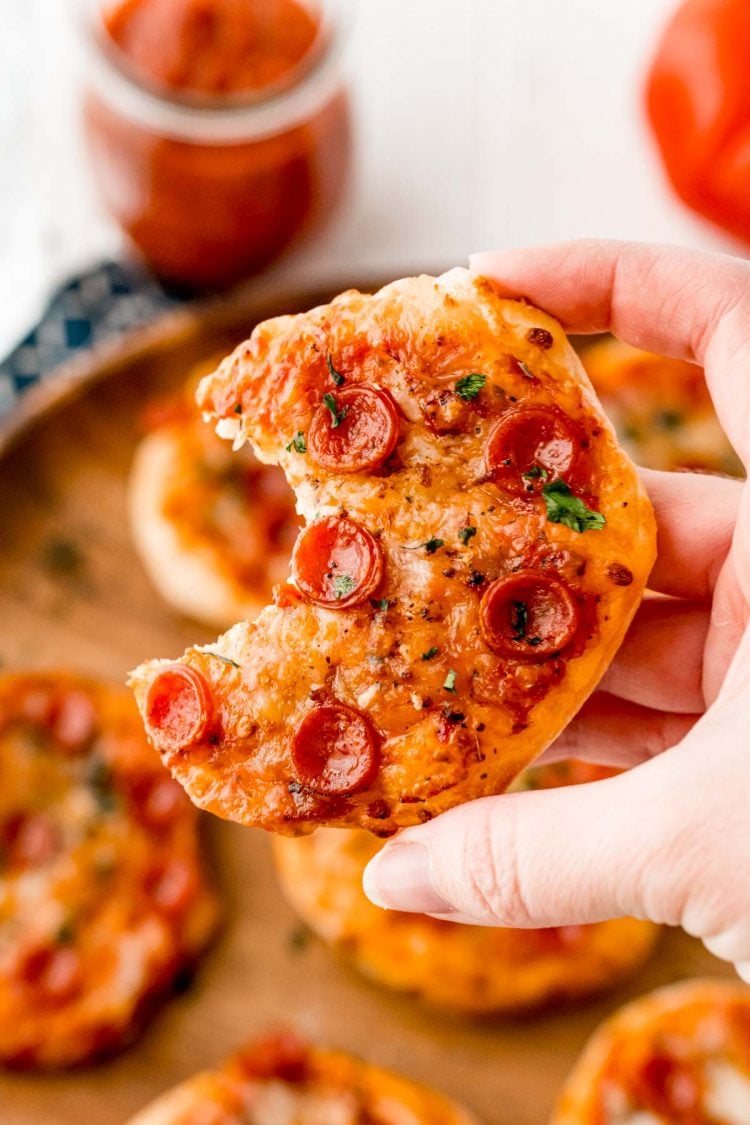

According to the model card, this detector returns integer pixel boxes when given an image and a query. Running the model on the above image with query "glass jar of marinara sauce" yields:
[72,0,354,290]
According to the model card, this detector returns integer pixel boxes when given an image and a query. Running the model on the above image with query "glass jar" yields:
[71,0,354,290]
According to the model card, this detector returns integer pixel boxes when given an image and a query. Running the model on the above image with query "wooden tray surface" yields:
[0,280,731,1125]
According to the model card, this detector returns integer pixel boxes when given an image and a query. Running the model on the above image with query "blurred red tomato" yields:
[646,0,750,244]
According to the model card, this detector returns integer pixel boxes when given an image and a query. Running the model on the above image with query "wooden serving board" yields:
[0,280,732,1125]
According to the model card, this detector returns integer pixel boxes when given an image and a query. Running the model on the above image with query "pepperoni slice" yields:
[479,572,579,659]
[145,664,212,752]
[486,406,581,496]
[632,1053,702,1117]
[307,385,400,473]
[291,703,380,795]
[21,946,84,1005]
[291,517,384,609]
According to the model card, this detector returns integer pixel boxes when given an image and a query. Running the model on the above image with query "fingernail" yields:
[363,842,453,914]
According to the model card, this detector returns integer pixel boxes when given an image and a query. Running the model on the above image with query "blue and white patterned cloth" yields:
[0,261,184,418]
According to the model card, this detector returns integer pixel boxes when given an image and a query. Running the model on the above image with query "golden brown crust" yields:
[551,979,750,1124]
[582,338,742,476]
[273,761,659,1016]
[127,1029,478,1124]
[129,374,299,629]
[0,671,219,1068]
[131,269,655,835]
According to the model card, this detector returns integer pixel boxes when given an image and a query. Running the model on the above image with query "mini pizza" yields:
[129,370,300,629]
[127,1028,477,1124]
[551,979,750,1124]
[582,337,742,476]
[0,671,219,1068]
[130,268,656,836]
[273,761,659,1015]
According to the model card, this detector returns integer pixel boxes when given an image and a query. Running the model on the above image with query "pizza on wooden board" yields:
[127,1028,478,1124]
[130,268,656,836]
[551,979,750,1124]
[273,760,659,1016]
[0,671,219,1068]
[129,366,300,629]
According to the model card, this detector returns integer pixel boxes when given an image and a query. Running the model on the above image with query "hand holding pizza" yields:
[364,240,750,980]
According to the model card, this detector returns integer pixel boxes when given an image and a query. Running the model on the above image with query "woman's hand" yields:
[364,240,750,980]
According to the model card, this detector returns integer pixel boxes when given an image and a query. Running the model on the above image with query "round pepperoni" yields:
[291,517,384,609]
[21,946,84,1005]
[307,385,400,473]
[291,703,380,795]
[145,665,212,752]
[479,572,579,659]
[486,406,581,496]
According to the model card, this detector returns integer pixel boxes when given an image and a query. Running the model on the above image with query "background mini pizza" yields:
[127,1028,478,1124]
[551,979,750,1124]
[581,338,742,476]
[129,369,300,629]
[131,269,656,836]
[0,671,219,1068]
[273,760,659,1016]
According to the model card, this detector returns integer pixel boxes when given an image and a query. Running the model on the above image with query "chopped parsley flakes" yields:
[541,480,606,533]
[455,373,485,400]
[423,537,444,554]
[523,465,548,481]
[510,600,528,639]
[205,651,241,669]
[322,392,348,428]
[333,574,356,599]
[372,597,392,612]
[286,431,307,453]
[327,354,346,386]
[458,525,476,545]
[422,646,439,661]
[443,669,458,693]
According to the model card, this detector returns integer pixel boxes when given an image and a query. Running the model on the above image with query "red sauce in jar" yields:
[82,0,351,288]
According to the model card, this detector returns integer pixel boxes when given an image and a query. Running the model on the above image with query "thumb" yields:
[363,762,681,927]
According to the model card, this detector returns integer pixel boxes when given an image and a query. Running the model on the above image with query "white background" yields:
[0,0,740,359]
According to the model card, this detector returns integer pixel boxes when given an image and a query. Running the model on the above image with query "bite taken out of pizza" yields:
[130,268,655,836]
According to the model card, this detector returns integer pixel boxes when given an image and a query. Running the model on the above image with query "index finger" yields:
[470,240,750,464]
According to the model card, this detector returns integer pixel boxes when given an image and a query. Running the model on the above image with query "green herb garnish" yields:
[327,354,346,386]
[86,758,117,814]
[423,537,444,554]
[522,465,548,481]
[510,600,528,639]
[657,410,683,431]
[455,373,485,400]
[458,526,476,546]
[285,431,307,453]
[205,652,240,669]
[422,646,439,661]
[322,392,348,428]
[233,403,243,415]
[55,919,76,945]
[541,480,606,533]
[443,669,458,693]
[372,598,392,612]
[333,574,356,600]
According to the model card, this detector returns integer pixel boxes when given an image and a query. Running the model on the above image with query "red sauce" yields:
[105,0,320,98]
[83,0,351,288]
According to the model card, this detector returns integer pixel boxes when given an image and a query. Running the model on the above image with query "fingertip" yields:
[362,840,453,915]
